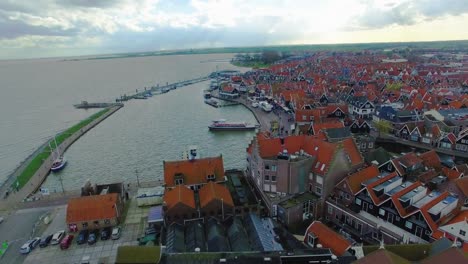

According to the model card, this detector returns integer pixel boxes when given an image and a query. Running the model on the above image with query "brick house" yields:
[163,185,196,223]
[198,181,234,219]
[66,193,123,232]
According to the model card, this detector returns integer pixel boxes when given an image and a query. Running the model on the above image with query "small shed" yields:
[136,186,164,207]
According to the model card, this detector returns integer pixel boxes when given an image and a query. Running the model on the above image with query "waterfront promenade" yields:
[0,105,123,210]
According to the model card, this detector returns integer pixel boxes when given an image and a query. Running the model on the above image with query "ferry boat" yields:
[208,120,258,131]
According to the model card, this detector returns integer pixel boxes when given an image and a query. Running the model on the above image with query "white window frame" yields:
[379,208,385,216]
[271,165,277,172]
[316,175,323,185]
[405,221,413,229]
[175,178,184,185]
[355,198,362,206]
[328,206,333,214]
[316,186,322,195]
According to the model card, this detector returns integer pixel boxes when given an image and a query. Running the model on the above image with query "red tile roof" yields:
[163,185,195,210]
[312,120,344,135]
[420,191,449,232]
[164,156,225,187]
[198,181,234,208]
[345,165,380,194]
[446,210,468,225]
[303,221,351,256]
[455,177,468,197]
[354,249,410,264]
[342,138,364,167]
[67,193,119,223]
[419,150,442,171]
[391,181,423,218]
[363,172,399,205]
[442,167,462,180]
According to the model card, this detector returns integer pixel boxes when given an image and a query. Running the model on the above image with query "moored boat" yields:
[208,120,258,131]
[205,99,219,108]
[51,156,67,172]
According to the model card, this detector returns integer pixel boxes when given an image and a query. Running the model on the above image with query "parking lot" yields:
[22,199,147,264]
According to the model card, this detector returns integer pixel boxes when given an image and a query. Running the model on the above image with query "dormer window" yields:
[207,174,216,181]
[175,178,184,185]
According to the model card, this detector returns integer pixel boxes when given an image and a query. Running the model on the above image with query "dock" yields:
[74,101,124,109]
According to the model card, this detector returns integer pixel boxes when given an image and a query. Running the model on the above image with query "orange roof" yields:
[364,172,399,205]
[67,193,119,223]
[455,177,468,196]
[163,185,195,210]
[421,192,449,232]
[312,120,344,135]
[198,181,234,208]
[391,181,423,218]
[304,221,351,256]
[442,167,462,180]
[419,150,442,171]
[446,210,468,225]
[342,138,363,166]
[346,165,380,194]
[164,156,225,187]
[310,140,338,175]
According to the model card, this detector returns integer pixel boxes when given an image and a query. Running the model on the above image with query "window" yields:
[336,111,341,116]
[355,198,362,205]
[271,165,277,172]
[328,206,333,214]
[82,222,88,228]
[345,193,351,200]
[104,219,110,225]
[357,223,362,233]
[271,176,276,182]
[369,204,373,209]
[379,208,385,216]
[302,115,307,120]
[265,175,270,181]
[426,230,432,235]
[460,230,466,236]
[316,175,323,184]
[265,165,270,170]
[307,233,315,246]
[405,221,413,229]
[316,186,322,195]
[335,213,340,220]
[207,174,215,181]
[396,216,400,221]
[368,142,373,148]
[175,178,184,185]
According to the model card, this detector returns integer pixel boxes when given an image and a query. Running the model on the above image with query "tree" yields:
[261,50,280,64]
[375,120,392,136]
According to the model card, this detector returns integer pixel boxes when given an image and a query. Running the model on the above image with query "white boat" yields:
[49,137,67,172]
[260,101,273,112]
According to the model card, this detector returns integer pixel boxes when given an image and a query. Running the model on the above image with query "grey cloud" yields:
[56,0,124,8]
[356,0,468,29]
[0,14,79,39]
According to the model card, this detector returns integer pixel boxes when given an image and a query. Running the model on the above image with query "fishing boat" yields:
[50,137,67,172]
[208,119,258,131]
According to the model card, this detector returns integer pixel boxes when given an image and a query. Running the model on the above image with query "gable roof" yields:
[419,150,442,171]
[164,156,225,187]
[442,167,462,180]
[455,177,468,197]
[67,193,119,223]
[345,165,380,194]
[342,138,364,166]
[199,181,234,208]
[304,221,351,256]
[163,185,196,210]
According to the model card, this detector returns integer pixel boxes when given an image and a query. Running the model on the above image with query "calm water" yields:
[0,54,255,190]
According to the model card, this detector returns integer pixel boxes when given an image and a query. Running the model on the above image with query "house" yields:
[66,193,123,232]
[303,221,352,256]
[334,165,380,207]
[349,119,371,134]
[163,156,225,190]
[163,185,196,223]
[455,128,468,152]
[438,133,457,150]
[219,85,239,99]
[198,181,234,219]
[438,210,468,252]
[348,96,375,119]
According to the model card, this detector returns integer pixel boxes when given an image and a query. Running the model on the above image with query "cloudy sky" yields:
[1,0,468,59]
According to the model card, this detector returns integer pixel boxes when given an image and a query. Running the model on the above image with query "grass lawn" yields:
[13,108,110,189]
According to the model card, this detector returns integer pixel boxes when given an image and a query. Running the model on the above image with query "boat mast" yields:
[54,136,61,158]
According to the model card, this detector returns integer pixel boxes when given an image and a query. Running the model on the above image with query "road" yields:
[0,207,51,264]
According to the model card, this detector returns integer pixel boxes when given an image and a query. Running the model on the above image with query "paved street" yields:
[0,207,51,264]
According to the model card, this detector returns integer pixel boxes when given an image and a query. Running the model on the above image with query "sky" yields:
[0,0,468,59]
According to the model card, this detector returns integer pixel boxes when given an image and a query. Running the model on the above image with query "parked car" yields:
[19,237,40,254]
[87,229,99,245]
[60,235,74,250]
[39,234,53,248]
[50,230,65,245]
[100,227,112,240]
[76,230,88,245]
[111,226,122,240]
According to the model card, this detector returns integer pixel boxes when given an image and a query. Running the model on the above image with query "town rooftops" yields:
[344,165,380,194]
[419,150,442,171]
[303,221,351,256]
[354,248,411,264]
[66,193,119,223]
[164,156,225,187]
[455,177,468,197]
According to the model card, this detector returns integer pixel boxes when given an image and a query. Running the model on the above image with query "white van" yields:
[50,230,65,245]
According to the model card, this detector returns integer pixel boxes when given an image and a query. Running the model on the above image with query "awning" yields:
[148,205,164,224]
